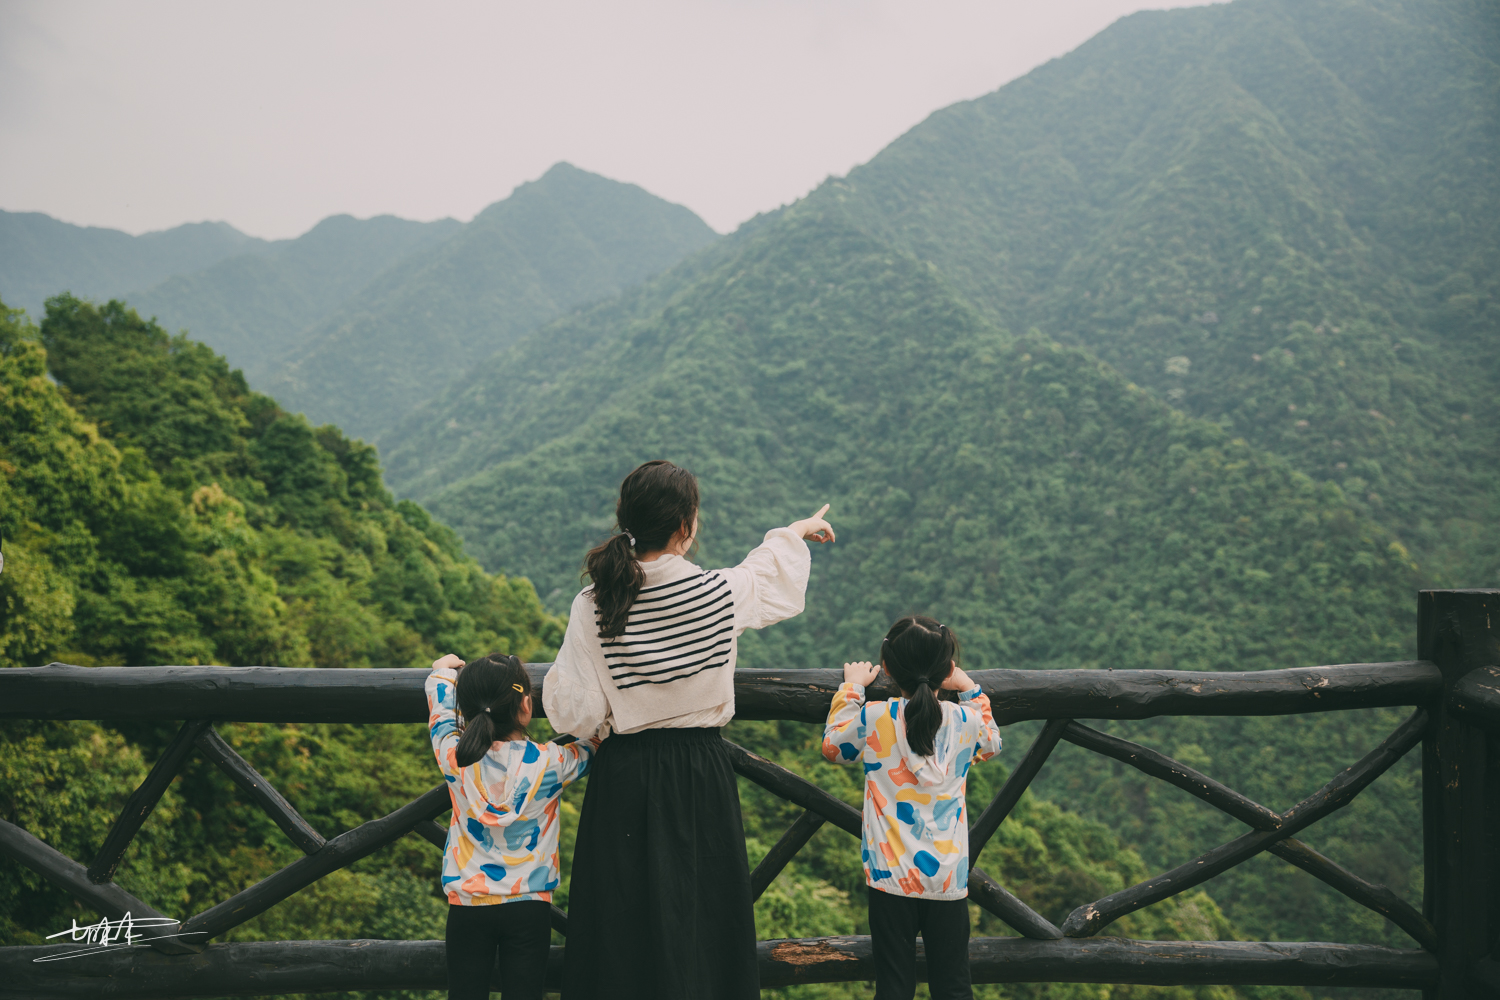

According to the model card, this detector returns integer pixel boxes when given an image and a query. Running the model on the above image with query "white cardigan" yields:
[546,528,811,738]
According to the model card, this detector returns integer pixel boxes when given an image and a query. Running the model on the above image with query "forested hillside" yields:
[0,211,264,320]
[0,299,1285,1000]
[128,214,462,385]
[829,0,1500,589]
[368,0,1490,977]
[0,294,561,965]
[263,163,720,443]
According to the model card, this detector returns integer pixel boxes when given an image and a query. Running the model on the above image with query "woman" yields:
[548,459,834,999]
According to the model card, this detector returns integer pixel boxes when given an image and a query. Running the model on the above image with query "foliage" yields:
[830,0,1500,590]
[0,295,563,996]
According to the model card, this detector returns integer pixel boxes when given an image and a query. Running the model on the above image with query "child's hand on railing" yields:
[940,665,975,692]
[432,654,464,671]
[788,504,836,544]
[843,661,880,687]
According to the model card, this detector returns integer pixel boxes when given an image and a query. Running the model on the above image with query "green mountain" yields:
[829,0,1500,586]
[261,162,721,443]
[370,0,1490,967]
[127,213,462,385]
[0,300,1276,1000]
[0,211,264,320]
[0,294,560,958]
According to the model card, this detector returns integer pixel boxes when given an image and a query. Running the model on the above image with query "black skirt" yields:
[561,727,759,1000]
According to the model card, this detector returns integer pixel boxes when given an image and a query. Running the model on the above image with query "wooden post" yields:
[1418,589,1500,999]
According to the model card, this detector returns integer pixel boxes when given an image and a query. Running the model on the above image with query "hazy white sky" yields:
[1,0,1215,239]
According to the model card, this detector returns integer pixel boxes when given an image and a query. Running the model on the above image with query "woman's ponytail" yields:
[881,616,961,757]
[454,654,532,767]
[584,460,700,639]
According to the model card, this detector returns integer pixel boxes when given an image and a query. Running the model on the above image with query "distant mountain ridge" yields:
[5,163,720,447]
[262,162,720,442]
[0,211,266,319]
[128,213,463,384]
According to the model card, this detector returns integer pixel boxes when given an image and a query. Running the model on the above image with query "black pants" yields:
[561,727,759,1000]
[868,888,973,1000]
[445,901,552,1000]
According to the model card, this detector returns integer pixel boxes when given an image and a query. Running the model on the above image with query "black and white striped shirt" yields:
[549,529,811,736]
[600,571,735,690]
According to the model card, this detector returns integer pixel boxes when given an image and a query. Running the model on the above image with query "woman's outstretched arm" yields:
[722,505,834,632]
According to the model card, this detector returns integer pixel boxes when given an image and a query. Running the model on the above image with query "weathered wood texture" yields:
[0,937,1439,997]
[194,727,325,855]
[1060,722,1432,945]
[0,819,198,955]
[1419,589,1500,1000]
[1449,664,1500,731]
[1267,838,1436,950]
[1061,722,1281,831]
[0,660,1440,724]
[969,718,1070,863]
[87,720,212,885]
[178,786,450,942]
[1064,708,1429,937]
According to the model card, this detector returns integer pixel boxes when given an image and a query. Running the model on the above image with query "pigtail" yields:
[905,677,942,757]
[455,704,498,768]
[881,617,962,758]
[454,654,532,767]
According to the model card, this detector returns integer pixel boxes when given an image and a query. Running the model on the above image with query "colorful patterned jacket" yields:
[426,665,599,905]
[821,682,1001,900]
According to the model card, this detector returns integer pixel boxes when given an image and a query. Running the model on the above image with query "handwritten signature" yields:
[34,912,201,962]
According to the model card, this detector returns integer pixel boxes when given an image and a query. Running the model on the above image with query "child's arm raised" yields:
[424,653,467,777]
[942,666,1001,762]
[820,660,879,763]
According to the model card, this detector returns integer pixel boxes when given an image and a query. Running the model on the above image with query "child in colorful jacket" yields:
[427,652,600,1000]
[821,616,1001,1000]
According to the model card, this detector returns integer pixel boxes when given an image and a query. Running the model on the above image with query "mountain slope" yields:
[261,162,720,442]
[127,213,462,384]
[1,300,1272,1000]
[824,0,1500,585]
[392,197,1424,956]
[0,211,265,319]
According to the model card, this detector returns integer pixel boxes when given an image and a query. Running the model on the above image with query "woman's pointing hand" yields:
[789,504,835,544]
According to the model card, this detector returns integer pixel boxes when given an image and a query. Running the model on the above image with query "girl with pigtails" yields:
[821,616,1002,1000]
[547,459,835,1000]
[424,652,600,1000]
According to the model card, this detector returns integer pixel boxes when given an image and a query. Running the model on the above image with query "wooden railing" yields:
[1,589,1496,998]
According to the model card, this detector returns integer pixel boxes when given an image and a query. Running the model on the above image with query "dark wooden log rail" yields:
[0,659,1442,724]
[0,937,1440,996]
[0,589,1494,998]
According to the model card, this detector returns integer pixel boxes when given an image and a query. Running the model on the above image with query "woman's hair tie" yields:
[622,529,637,547]
[512,683,524,694]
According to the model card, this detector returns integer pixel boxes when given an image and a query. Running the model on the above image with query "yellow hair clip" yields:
[512,683,525,694]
